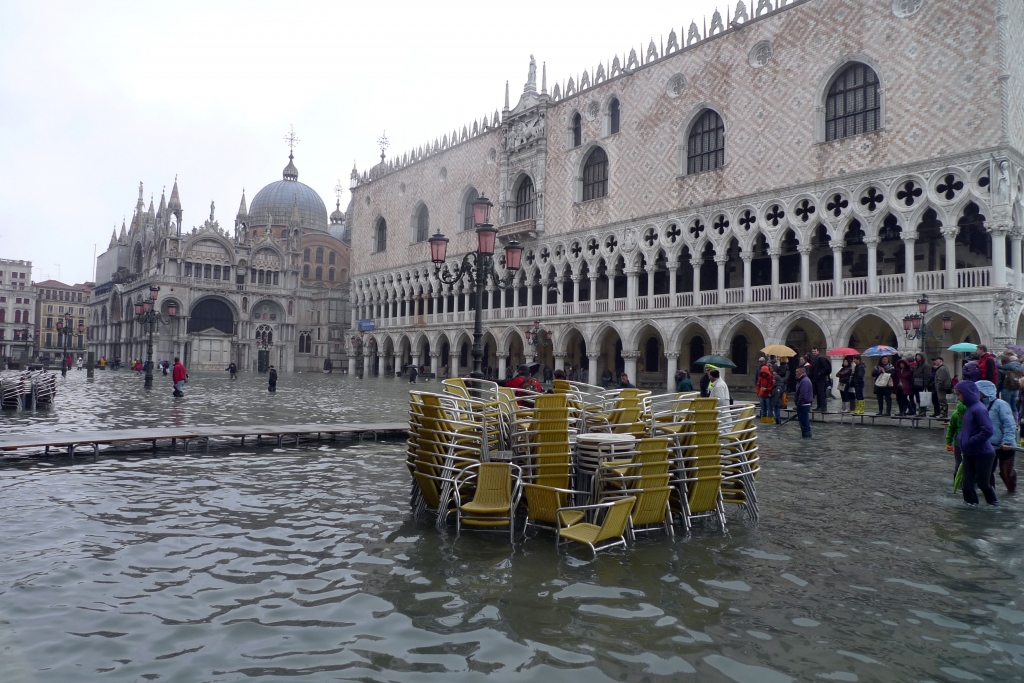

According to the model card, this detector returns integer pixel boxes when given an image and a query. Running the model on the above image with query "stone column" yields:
[374,352,382,376]
[622,350,640,385]
[589,276,599,304]
[865,238,879,294]
[526,281,533,309]
[496,351,508,381]
[553,352,566,372]
[572,275,581,305]
[347,346,357,375]
[832,242,844,297]
[588,352,601,386]
[769,249,780,300]
[429,350,440,378]
[798,245,812,299]
[1011,230,1023,290]
[716,257,727,302]
[691,258,702,303]
[625,267,637,308]
[646,263,658,303]
[393,353,401,377]
[512,284,520,311]
[741,253,752,302]
[665,351,679,393]
[555,277,564,304]
[904,233,917,293]
[668,263,678,299]
[363,346,374,378]
[991,223,1010,288]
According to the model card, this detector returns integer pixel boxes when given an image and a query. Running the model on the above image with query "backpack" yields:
[1005,367,1023,387]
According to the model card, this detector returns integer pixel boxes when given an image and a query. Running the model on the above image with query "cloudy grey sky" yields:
[0,0,723,285]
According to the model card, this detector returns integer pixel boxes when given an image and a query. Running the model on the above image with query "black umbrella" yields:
[694,354,737,369]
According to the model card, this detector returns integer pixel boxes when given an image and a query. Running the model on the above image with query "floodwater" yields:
[1,370,1023,682]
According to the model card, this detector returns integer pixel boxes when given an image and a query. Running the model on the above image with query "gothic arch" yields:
[923,302,991,347]
[588,320,625,351]
[771,309,834,349]
[814,55,887,143]
[677,103,727,176]
[624,318,668,351]
[718,313,768,350]
[499,325,527,351]
[667,316,714,350]
[553,322,587,355]
[835,307,904,350]
[574,142,610,202]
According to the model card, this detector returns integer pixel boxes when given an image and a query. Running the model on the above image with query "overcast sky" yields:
[0,0,723,285]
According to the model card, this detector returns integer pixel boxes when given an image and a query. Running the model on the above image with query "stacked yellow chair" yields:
[453,462,523,541]
[670,399,726,531]
[555,496,636,557]
[598,437,674,538]
[719,404,760,521]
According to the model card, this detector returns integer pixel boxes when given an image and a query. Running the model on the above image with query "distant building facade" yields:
[0,259,33,364]
[347,0,1024,386]
[32,280,92,359]
[88,152,352,372]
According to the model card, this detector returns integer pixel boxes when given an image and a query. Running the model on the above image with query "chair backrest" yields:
[524,483,570,523]
[443,378,471,399]
[595,497,637,542]
[629,486,673,526]
[472,463,513,507]
[534,393,568,409]
[687,473,723,513]
[413,471,442,508]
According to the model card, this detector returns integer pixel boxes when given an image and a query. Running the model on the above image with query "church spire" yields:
[168,176,181,211]
[118,218,127,242]
[109,228,118,249]
[504,80,510,111]
[236,189,248,218]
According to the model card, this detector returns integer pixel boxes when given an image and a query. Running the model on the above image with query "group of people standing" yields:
[865,353,950,418]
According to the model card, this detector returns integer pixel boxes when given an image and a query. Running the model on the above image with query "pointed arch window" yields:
[462,189,478,232]
[374,218,387,253]
[415,205,430,242]
[572,113,582,148]
[582,147,608,201]
[609,98,620,135]
[687,109,725,175]
[825,63,880,141]
[515,177,535,221]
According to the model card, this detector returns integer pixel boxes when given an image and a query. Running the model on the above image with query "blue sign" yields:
[358,319,375,332]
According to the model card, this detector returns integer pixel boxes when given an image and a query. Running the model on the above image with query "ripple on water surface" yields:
[1,371,1023,681]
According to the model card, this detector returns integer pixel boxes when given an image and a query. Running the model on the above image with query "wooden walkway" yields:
[778,408,946,429]
[0,422,407,457]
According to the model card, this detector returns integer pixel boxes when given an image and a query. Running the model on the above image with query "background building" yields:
[32,280,92,361]
[346,0,1024,387]
[0,259,33,365]
[88,151,351,372]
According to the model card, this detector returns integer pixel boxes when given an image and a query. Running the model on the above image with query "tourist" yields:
[955,381,998,507]
[754,356,767,392]
[709,369,729,406]
[408,365,418,383]
[227,361,237,379]
[998,352,1022,421]
[945,394,966,478]
[700,365,713,397]
[794,366,813,438]
[504,365,542,405]
[756,363,774,422]
[172,357,187,397]
[962,359,981,382]
[851,355,866,415]
[323,357,333,374]
[676,370,694,392]
[977,345,998,383]
[912,353,932,417]
[771,372,784,424]
[76,356,83,371]
[601,368,613,387]
[872,356,894,416]
[161,359,169,376]
[933,357,953,419]
[809,348,832,412]
[554,368,566,380]
[268,365,278,392]
[836,357,853,413]
[894,357,915,416]
[618,372,635,389]
[977,380,1017,495]
[98,356,106,370]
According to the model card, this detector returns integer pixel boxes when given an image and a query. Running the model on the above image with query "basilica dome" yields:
[247,152,329,233]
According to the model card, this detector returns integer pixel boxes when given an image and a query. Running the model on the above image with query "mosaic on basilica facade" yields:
[349,0,1024,387]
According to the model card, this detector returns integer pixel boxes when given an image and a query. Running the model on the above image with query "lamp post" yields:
[428,195,523,379]
[54,312,79,377]
[902,296,953,356]
[134,285,178,388]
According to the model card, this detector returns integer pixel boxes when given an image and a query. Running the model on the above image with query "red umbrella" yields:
[827,347,859,357]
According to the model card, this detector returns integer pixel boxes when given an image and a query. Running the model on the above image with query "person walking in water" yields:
[227,361,237,379]
[977,380,1017,496]
[268,365,278,392]
[172,357,187,397]
[955,380,998,507]
[794,366,814,438]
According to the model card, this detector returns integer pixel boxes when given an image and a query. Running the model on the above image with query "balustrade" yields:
[750,285,772,302]
[915,271,944,291]
[842,277,867,296]
[675,292,694,307]
[595,300,610,313]
[635,296,650,311]
[613,298,628,312]
[779,284,800,300]
[561,302,575,315]
[530,305,542,317]
[652,294,670,309]
[517,306,527,319]
[808,281,833,298]
[699,291,718,306]
[877,274,905,294]
[957,266,990,288]
[578,301,591,314]
[545,304,558,316]
[724,288,744,304]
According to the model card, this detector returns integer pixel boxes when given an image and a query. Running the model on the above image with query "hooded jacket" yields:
[756,366,774,397]
[945,401,967,447]
[956,380,995,457]
[977,380,1016,449]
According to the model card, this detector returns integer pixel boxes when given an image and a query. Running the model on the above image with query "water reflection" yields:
[1,371,1023,681]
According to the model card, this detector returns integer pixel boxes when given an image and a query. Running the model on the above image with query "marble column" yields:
[769,249,781,300]
[668,264,678,300]
[691,258,702,303]
[903,234,917,293]
[622,351,640,385]
[626,267,637,308]
[429,351,440,378]
[865,238,879,294]
[572,275,581,306]
[393,353,401,377]
[555,277,564,305]
[590,276,599,305]
[798,245,812,299]
[553,352,566,372]
[991,223,1010,288]
[1010,230,1022,290]
[588,352,600,386]
[496,351,508,382]
[664,351,679,393]
[832,242,844,297]
[741,253,752,302]
[716,257,727,302]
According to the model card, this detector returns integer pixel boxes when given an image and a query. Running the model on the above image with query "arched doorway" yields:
[188,298,235,371]
[723,319,765,378]
[593,326,623,387]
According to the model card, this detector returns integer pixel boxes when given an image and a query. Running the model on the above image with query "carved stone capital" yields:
[831,241,846,251]
[587,352,602,360]
[621,350,642,360]
[768,248,782,258]
[797,245,813,255]
[740,252,754,262]
[690,258,704,267]
[495,351,509,358]
[714,256,729,266]
[664,351,680,360]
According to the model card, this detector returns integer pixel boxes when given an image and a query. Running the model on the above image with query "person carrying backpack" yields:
[977,380,1017,496]
[998,352,1022,421]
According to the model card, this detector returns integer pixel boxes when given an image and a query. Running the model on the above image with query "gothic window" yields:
[328,251,336,265]
[515,177,535,221]
[213,265,221,280]
[644,336,659,372]
[303,264,310,278]
[304,248,310,261]
[184,263,192,277]
[572,113,582,147]
[415,205,429,242]
[582,147,608,201]
[316,247,324,263]
[825,63,880,141]
[463,190,477,232]
[204,264,212,278]
[687,109,725,175]
[328,268,335,282]
[273,271,279,285]
[609,98,620,134]
[315,266,323,280]
[223,266,230,281]
[374,218,388,253]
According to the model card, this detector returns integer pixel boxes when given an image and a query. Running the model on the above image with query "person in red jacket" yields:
[172,357,187,397]
[756,364,774,423]
[977,345,998,384]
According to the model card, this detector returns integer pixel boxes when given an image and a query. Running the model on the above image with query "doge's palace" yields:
[347,0,1024,389]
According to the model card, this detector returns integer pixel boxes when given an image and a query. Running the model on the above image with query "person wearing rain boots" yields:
[977,380,1018,496]
[836,357,853,413]
[933,357,952,420]
[851,355,866,415]
[756,363,774,423]
[955,381,998,507]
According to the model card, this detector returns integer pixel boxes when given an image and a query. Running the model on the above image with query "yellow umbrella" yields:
[761,344,796,358]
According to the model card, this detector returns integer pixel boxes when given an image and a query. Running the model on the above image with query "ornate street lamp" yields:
[903,295,953,355]
[428,194,523,378]
[54,312,73,377]
[134,285,178,388]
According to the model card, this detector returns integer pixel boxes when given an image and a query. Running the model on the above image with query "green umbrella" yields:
[948,342,977,353]
[694,355,738,369]
[953,463,963,494]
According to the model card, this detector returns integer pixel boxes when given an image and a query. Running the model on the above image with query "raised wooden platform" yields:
[0,422,406,457]
[777,408,946,429]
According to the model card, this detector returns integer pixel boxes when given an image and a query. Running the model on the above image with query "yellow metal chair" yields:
[556,496,637,557]
[454,462,523,542]
[522,483,587,538]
